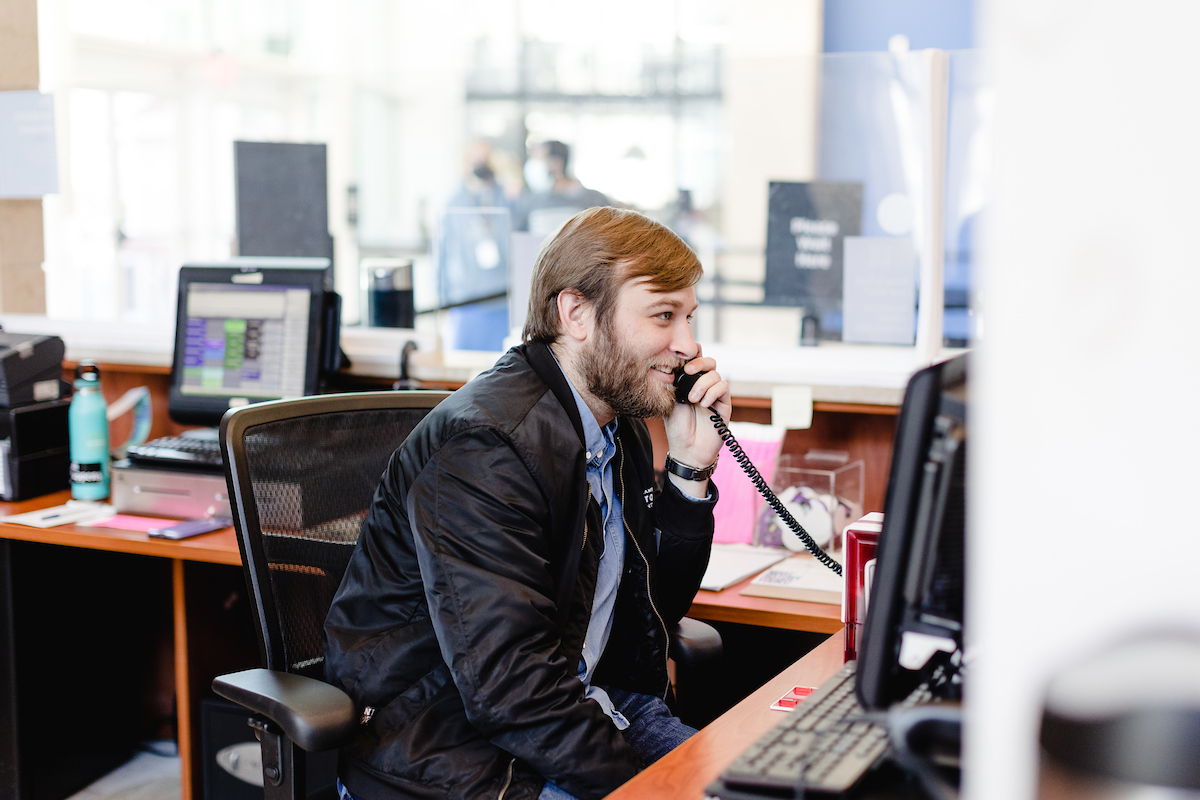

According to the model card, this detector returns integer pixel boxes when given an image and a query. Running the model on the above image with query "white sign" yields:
[842,236,917,345]
[0,91,58,198]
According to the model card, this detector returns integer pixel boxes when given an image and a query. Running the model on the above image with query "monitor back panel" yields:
[855,355,968,711]
[234,141,332,260]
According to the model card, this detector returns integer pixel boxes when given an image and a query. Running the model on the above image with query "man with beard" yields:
[325,206,730,800]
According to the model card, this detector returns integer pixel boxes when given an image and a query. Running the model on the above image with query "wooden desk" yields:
[0,491,244,800]
[0,491,841,800]
[0,491,241,566]
[607,629,846,800]
[688,576,843,634]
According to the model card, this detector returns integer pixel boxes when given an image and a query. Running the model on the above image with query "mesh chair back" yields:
[221,392,450,678]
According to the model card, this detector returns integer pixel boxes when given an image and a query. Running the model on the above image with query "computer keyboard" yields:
[126,435,224,470]
[712,662,932,797]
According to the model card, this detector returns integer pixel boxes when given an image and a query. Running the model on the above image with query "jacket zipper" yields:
[616,440,671,699]
[496,758,515,800]
[581,486,590,553]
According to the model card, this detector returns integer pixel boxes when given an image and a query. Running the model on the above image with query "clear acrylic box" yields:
[753,450,865,555]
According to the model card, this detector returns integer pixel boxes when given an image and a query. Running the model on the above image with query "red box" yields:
[842,512,883,662]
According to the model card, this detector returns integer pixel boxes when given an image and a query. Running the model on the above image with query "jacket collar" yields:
[523,341,587,448]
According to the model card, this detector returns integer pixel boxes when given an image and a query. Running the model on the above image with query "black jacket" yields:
[324,342,716,800]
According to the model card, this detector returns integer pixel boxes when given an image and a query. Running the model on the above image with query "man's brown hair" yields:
[522,206,703,344]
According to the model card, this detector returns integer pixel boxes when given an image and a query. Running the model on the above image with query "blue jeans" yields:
[339,690,694,800]
[539,689,696,800]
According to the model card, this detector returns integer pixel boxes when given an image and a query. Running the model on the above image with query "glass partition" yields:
[387,47,978,359]
[706,49,944,352]
[39,0,986,368]
[944,49,992,348]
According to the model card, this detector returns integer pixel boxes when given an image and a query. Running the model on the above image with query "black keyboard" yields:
[712,663,932,797]
[127,435,224,470]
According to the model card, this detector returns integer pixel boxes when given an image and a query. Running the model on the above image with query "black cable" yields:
[705,406,843,576]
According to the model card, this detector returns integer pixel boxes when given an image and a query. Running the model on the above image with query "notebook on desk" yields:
[700,544,790,591]
[707,355,967,799]
[739,555,843,605]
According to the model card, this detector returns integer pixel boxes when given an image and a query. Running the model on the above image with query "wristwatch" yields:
[664,453,719,481]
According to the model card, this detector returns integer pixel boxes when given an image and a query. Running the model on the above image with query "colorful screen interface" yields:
[181,283,311,398]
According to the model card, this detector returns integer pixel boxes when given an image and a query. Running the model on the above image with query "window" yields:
[37,0,982,360]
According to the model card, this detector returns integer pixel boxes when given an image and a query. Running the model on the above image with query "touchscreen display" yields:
[180,283,311,399]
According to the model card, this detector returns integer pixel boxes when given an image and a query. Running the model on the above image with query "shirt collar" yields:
[551,351,616,466]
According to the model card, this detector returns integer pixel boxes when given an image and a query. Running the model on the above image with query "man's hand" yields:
[663,357,730,498]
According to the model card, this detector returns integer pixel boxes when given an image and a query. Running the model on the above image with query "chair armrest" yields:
[212,668,359,752]
[667,617,722,667]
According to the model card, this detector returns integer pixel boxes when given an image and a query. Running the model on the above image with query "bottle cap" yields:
[74,360,100,386]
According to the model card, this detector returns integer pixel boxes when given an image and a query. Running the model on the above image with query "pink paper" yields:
[86,513,181,532]
[710,435,782,544]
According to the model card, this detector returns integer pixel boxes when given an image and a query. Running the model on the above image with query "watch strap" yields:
[664,453,718,481]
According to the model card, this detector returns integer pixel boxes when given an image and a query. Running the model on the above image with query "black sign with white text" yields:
[764,181,863,339]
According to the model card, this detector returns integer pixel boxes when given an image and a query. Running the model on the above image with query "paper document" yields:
[740,555,844,604]
[700,544,790,592]
[85,514,180,532]
[1,502,114,528]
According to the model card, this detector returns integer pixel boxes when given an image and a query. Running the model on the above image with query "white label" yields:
[771,385,813,430]
[32,378,59,401]
[215,742,263,787]
[70,462,105,484]
[0,438,10,497]
[898,631,957,671]
[863,558,876,621]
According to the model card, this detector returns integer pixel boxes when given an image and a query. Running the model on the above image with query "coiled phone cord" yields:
[706,407,843,576]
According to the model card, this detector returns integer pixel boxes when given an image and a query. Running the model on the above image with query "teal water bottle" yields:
[69,361,110,500]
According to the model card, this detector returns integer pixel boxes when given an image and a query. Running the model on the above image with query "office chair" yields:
[212,390,721,800]
[212,391,451,800]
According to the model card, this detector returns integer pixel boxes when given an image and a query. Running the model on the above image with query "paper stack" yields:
[740,554,844,605]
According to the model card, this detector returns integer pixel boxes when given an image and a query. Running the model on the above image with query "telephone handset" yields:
[672,366,843,576]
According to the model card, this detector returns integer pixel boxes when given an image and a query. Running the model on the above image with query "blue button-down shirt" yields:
[559,363,631,730]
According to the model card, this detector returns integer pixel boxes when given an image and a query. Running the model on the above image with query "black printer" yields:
[0,333,70,500]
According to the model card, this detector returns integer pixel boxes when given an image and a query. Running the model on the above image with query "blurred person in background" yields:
[517,140,610,236]
[440,140,515,350]
[449,140,517,212]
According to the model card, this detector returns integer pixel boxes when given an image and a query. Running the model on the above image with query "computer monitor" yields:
[168,259,328,426]
[856,353,967,711]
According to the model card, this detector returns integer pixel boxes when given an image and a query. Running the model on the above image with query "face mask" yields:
[524,159,553,193]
